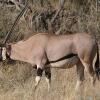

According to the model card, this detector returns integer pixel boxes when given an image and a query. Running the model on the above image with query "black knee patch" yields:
[37,68,43,77]
[45,71,51,79]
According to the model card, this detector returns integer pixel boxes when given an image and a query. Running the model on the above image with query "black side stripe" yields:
[46,53,77,65]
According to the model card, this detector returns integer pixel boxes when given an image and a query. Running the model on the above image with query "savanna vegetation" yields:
[0,0,100,100]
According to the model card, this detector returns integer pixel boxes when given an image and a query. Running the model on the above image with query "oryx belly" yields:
[50,59,68,67]
[50,56,79,68]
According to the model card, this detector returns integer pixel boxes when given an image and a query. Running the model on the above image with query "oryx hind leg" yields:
[44,67,51,91]
[75,60,84,91]
[80,58,96,86]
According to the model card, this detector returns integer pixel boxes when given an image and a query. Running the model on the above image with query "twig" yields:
[55,16,77,35]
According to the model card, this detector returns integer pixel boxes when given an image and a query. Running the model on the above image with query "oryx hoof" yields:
[34,76,41,91]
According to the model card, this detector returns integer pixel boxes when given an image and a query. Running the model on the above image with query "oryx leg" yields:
[34,52,47,89]
[34,65,43,89]
[75,60,84,91]
[44,67,51,91]
[80,59,96,86]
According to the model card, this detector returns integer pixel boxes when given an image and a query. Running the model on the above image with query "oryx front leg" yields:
[34,65,43,89]
[45,67,51,91]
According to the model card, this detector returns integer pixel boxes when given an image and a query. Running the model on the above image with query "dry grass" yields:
[0,64,100,100]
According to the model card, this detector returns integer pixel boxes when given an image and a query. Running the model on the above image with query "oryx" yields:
[0,32,100,91]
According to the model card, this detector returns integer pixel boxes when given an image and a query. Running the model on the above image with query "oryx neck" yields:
[10,43,29,62]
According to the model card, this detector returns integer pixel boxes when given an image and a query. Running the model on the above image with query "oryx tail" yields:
[95,43,100,80]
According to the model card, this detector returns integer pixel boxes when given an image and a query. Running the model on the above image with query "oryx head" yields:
[0,44,11,61]
[0,2,28,61]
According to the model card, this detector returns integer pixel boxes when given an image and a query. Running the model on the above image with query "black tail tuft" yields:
[95,43,100,80]
[95,68,100,80]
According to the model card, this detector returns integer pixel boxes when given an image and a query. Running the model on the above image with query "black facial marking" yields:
[37,68,43,77]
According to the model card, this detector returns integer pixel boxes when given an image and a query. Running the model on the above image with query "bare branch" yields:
[51,0,65,24]
[51,8,61,24]
[48,0,65,33]
[59,0,65,8]
[55,16,78,35]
